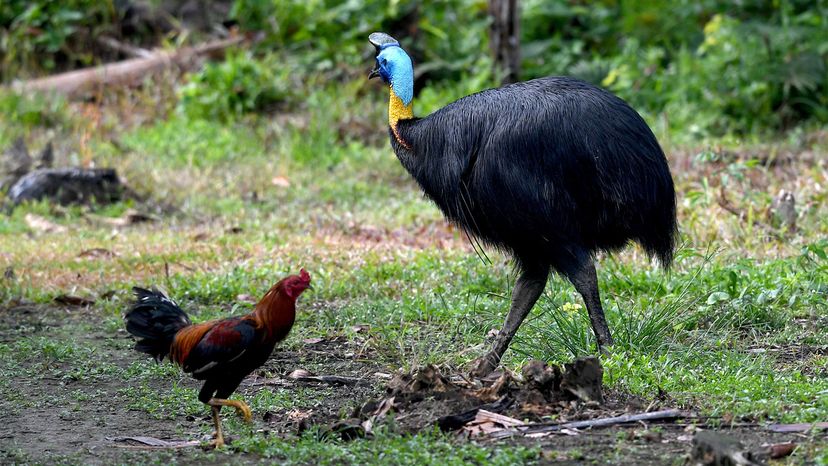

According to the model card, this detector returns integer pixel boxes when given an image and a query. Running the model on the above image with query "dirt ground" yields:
[0,304,818,465]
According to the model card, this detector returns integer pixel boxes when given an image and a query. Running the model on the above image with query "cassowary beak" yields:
[368,66,380,79]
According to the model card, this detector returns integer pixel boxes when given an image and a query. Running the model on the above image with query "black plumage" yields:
[125,287,191,362]
[392,77,676,270]
[369,33,677,376]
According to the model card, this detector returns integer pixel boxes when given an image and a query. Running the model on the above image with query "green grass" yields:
[231,427,539,465]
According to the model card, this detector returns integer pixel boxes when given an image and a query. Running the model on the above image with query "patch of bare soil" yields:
[0,305,818,465]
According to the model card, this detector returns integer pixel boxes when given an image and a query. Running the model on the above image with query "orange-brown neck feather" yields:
[250,285,296,340]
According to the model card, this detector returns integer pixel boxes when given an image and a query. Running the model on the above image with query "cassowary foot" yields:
[471,266,550,379]
[208,398,253,423]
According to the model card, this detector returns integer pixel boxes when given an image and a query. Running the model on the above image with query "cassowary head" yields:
[368,32,413,106]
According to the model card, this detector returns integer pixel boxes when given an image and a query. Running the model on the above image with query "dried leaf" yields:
[463,409,524,436]
[287,409,313,422]
[303,337,325,344]
[764,442,796,459]
[289,369,313,379]
[361,418,374,434]
[330,419,366,441]
[99,209,156,227]
[474,409,524,427]
[78,247,118,258]
[236,294,256,304]
[25,213,67,233]
[371,397,396,419]
[471,371,512,402]
[54,294,95,306]
[191,232,210,241]
[351,324,369,333]
[271,176,291,188]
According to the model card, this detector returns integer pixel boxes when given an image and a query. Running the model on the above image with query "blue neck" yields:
[382,46,414,106]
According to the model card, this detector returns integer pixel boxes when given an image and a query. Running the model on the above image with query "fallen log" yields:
[8,168,122,205]
[11,35,245,98]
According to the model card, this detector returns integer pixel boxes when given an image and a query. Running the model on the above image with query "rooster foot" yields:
[208,398,253,423]
[207,436,226,449]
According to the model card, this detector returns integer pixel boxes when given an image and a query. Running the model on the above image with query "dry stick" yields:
[11,36,245,98]
[96,36,155,58]
[292,375,362,385]
[716,186,783,241]
[490,409,690,439]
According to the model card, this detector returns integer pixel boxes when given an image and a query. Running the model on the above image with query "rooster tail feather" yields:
[125,287,192,362]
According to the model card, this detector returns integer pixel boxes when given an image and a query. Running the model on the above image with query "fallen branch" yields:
[490,408,690,439]
[294,375,362,385]
[96,36,154,58]
[767,422,828,433]
[11,36,245,98]
[287,368,362,386]
[717,186,783,241]
[106,436,200,449]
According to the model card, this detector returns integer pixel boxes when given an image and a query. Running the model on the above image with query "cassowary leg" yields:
[471,265,549,377]
[566,257,614,350]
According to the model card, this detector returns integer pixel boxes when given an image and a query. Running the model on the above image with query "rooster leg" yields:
[208,398,253,423]
[566,256,614,351]
[208,405,225,448]
[471,265,549,377]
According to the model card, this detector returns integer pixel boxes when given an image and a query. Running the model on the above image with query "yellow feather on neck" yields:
[388,86,413,149]
[388,86,413,127]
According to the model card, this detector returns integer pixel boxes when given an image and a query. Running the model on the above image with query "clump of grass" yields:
[513,255,702,361]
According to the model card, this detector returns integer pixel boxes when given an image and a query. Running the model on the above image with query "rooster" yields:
[124,269,311,447]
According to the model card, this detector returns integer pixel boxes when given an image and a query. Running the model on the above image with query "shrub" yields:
[176,51,297,122]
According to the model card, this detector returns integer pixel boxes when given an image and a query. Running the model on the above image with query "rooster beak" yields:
[307,284,315,291]
[368,66,380,79]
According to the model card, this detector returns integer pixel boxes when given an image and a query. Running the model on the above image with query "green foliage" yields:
[177,51,298,122]
[0,0,116,79]
[0,90,69,134]
[230,0,492,82]
[521,1,828,137]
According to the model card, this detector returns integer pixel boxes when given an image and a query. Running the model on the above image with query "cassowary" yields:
[367,32,677,376]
